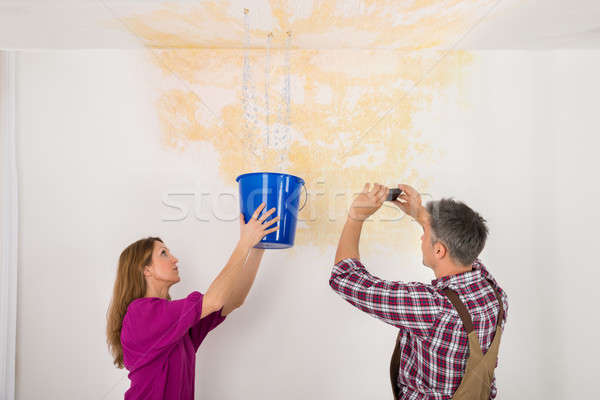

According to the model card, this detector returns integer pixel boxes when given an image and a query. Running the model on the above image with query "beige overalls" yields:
[390,284,505,400]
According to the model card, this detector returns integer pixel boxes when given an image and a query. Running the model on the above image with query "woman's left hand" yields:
[238,202,280,249]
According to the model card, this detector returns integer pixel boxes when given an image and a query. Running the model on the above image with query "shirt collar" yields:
[431,261,484,289]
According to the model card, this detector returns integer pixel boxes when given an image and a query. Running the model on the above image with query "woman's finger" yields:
[264,225,279,235]
[258,207,276,223]
[362,182,370,193]
[262,216,280,228]
[252,202,267,220]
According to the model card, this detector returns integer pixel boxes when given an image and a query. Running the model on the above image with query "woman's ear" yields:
[143,265,152,277]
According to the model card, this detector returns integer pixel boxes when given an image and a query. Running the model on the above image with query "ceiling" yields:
[0,0,599,50]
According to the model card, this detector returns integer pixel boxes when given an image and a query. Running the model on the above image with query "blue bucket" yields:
[236,172,307,249]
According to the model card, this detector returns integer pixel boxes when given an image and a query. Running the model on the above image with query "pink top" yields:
[121,291,226,399]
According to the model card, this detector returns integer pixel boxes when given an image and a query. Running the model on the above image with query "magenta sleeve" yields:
[126,291,205,353]
[189,308,227,352]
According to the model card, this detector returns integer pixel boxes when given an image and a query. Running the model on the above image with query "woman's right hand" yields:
[239,202,280,248]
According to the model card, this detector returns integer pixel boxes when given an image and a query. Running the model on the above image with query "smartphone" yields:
[386,188,402,201]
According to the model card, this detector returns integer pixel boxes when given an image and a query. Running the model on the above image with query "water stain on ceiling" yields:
[121,0,488,251]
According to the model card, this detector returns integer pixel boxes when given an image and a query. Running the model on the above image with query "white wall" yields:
[1,50,18,400]
[14,50,600,399]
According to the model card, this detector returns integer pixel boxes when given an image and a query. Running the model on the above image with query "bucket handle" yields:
[299,182,308,212]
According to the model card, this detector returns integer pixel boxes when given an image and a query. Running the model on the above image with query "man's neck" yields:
[433,262,473,280]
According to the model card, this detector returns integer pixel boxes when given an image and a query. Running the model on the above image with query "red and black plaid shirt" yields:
[329,258,508,400]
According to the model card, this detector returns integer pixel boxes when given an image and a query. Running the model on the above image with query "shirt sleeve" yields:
[125,291,206,353]
[189,308,227,352]
[329,258,442,336]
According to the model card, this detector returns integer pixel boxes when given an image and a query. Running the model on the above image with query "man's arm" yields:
[334,182,388,264]
[330,183,440,335]
[334,217,364,264]
[329,258,441,335]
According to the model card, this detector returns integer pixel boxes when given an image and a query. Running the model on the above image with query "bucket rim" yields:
[235,171,305,184]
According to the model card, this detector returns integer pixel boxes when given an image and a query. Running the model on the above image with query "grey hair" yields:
[425,198,488,266]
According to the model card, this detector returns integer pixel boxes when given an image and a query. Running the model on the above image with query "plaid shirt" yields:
[329,258,508,400]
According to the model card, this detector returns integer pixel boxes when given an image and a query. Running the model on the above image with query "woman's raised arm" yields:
[201,202,278,318]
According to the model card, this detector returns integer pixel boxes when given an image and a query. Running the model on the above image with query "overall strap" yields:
[443,280,504,335]
[391,282,505,400]
[442,289,474,333]
[390,331,402,400]
[446,282,505,400]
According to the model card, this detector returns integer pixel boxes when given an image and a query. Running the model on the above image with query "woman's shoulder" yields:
[127,291,204,312]
[126,296,157,312]
[124,297,163,320]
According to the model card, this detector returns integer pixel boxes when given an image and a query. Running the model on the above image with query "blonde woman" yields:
[106,203,278,399]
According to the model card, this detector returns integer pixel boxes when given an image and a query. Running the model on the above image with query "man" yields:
[330,183,508,399]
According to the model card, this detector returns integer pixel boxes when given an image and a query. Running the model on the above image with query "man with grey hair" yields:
[330,183,508,399]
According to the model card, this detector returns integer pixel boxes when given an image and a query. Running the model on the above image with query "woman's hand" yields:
[348,182,389,222]
[239,202,280,249]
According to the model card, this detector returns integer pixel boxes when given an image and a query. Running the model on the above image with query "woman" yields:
[106,202,279,399]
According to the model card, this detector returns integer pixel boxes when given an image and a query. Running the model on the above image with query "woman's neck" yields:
[144,281,170,299]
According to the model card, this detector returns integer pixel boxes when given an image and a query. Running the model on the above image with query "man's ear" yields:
[434,241,447,259]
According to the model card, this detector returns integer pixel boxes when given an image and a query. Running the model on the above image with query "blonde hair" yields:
[106,237,172,369]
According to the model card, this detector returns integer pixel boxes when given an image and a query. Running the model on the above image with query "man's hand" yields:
[348,183,389,222]
[392,184,428,224]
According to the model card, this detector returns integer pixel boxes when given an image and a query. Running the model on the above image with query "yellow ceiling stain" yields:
[123,0,482,252]
[123,0,493,49]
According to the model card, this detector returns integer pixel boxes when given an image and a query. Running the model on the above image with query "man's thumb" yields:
[393,200,407,211]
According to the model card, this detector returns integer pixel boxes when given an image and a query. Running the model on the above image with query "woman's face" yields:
[145,240,180,284]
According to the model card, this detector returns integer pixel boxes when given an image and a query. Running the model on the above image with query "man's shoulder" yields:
[473,259,507,297]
